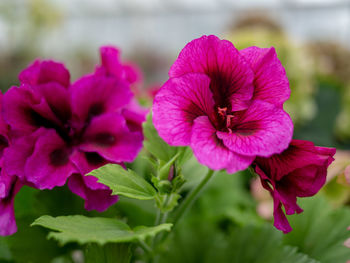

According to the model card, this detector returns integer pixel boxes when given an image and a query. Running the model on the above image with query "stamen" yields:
[217,107,227,117]
[226,115,234,128]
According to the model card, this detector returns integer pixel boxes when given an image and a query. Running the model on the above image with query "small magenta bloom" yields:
[96,46,147,133]
[3,52,144,212]
[153,35,293,173]
[252,140,336,233]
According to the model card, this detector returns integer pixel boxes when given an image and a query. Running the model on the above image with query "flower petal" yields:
[68,173,118,212]
[153,73,215,146]
[34,83,71,123]
[122,99,148,133]
[24,129,77,189]
[70,150,109,176]
[0,176,21,236]
[3,128,47,181]
[3,85,62,134]
[281,165,327,198]
[70,75,132,123]
[272,193,293,234]
[240,47,290,107]
[190,116,254,173]
[79,113,142,163]
[19,60,70,88]
[96,46,124,79]
[169,35,254,111]
[217,100,293,157]
[254,140,336,181]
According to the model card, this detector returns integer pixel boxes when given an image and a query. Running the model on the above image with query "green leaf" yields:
[0,237,12,261]
[159,219,318,263]
[143,112,192,164]
[283,196,350,263]
[6,215,71,263]
[85,243,131,263]
[32,215,172,246]
[212,225,319,263]
[88,164,156,200]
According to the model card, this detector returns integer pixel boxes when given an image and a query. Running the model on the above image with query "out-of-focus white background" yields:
[1,0,349,56]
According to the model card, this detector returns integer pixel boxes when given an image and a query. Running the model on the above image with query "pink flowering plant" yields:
[0,35,347,263]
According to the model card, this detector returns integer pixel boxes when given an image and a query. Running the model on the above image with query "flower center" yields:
[217,106,234,133]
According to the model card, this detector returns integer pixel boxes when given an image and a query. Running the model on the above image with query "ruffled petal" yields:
[240,47,290,107]
[254,140,335,181]
[70,75,132,123]
[122,99,148,133]
[123,62,143,85]
[190,116,254,173]
[3,128,47,181]
[153,73,215,146]
[0,176,22,236]
[68,173,118,212]
[79,113,143,163]
[169,35,254,111]
[96,46,124,79]
[24,129,76,189]
[217,100,293,157]
[19,60,70,88]
[272,193,293,234]
[34,83,71,124]
[70,150,109,176]
[3,85,62,134]
[281,165,327,198]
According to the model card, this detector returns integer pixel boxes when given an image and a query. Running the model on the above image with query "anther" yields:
[217,107,227,117]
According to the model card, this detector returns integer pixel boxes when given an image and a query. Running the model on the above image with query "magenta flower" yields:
[0,92,22,236]
[252,140,336,233]
[96,46,147,133]
[0,172,22,236]
[153,35,293,173]
[3,55,143,212]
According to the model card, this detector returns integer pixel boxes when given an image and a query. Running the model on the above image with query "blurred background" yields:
[2,0,350,262]
[1,0,350,145]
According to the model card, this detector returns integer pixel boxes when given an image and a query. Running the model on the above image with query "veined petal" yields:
[153,73,215,146]
[169,35,254,111]
[190,116,254,173]
[217,100,293,157]
[79,113,143,163]
[240,47,290,107]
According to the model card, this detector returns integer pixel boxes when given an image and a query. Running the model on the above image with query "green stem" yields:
[154,209,161,225]
[139,240,153,256]
[172,169,215,226]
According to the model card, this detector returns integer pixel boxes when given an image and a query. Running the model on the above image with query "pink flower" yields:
[252,140,336,233]
[3,55,143,213]
[153,35,293,173]
[0,172,22,236]
[96,46,147,133]
[0,92,21,236]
